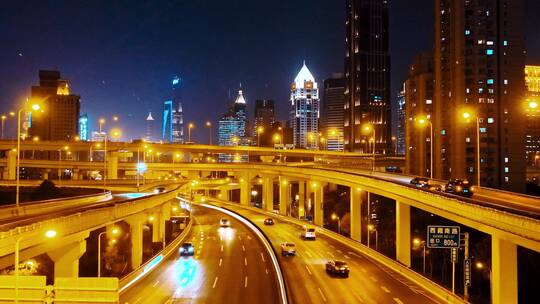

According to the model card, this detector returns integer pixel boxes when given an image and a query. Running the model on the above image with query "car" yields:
[301,226,316,240]
[154,186,166,194]
[444,179,474,197]
[220,218,231,227]
[263,218,274,225]
[422,183,442,192]
[410,177,429,187]
[179,242,194,256]
[280,242,296,256]
[325,260,350,277]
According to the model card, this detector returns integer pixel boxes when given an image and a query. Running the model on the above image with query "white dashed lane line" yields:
[393,298,404,304]
[381,286,391,293]
[212,277,219,289]
[152,280,160,287]
[260,253,265,262]
[244,276,248,288]
[317,287,327,302]
[305,265,312,275]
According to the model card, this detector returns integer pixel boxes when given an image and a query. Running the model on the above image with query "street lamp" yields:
[257,126,264,147]
[58,146,69,185]
[416,116,433,179]
[188,123,194,143]
[16,100,43,208]
[331,213,341,234]
[15,229,57,304]
[461,110,481,187]
[273,134,282,145]
[206,121,212,145]
[99,118,105,133]
[97,227,120,277]
[367,224,378,250]
[1,114,7,139]
[363,124,376,172]
[475,261,492,304]
[413,238,427,274]
[391,136,397,155]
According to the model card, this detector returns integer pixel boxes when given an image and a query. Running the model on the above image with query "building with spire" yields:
[289,61,319,149]
[218,88,249,162]
[162,76,184,143]
[145,112,155,142]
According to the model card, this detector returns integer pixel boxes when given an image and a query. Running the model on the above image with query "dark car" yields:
[179,242,194,256]
[264,218,274,225]
[154,186,166,194]
[325,260,350,277]
[444,179,474,197]
[410,177,429,187]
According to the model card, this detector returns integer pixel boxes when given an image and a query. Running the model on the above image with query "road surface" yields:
[120,205,279,304]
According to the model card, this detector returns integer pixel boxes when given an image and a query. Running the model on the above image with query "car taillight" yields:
[456,186,462,192]
[470,186,475,192]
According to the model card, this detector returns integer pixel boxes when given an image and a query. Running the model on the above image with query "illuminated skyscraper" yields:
[145,112,155,142]
[79,114,89,141]
[322,74,345,151]
[252,99,275,146]
[218,88,248,161]
[289,61,319,149]
[344,0,391,153]
[396,86,406,156]
[525,65,540,165]
[163,76,184,143]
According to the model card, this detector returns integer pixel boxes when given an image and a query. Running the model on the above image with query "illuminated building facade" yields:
[433,0,526,191]
[29,70,80,141]
[79,114,89,141]
[252,99,275,146]
[145,112,155,142]
[344,0,391,153]
[218,88,248,162]
[322,74,345,151]
[525,65,540,166]
[289,61,319,149]
[163,76,184,143]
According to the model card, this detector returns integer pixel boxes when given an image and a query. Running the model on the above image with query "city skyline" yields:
[1,1,539,142]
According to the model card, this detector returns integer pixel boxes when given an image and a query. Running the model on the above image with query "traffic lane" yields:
[121,205,279,304]
[224,206,442,304]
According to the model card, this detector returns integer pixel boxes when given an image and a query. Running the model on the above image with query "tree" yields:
[30,180,61,201]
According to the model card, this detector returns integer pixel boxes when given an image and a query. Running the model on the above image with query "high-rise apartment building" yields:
[79,114,89,141]
[252,99,275,146]
[29,70,80,141]
[145,112,155,142]
[404,53,434,177]
[344,0,391,153]
[289,62,319,149]
[433,0,526,191]
[396,86,406,156]
[162,76,184,143]
[322,74,345,151]
[525,65,540,166]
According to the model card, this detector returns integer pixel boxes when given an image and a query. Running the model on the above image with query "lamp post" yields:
[413,238,427,274]
[363,124,376,172]
[257,126,264,147]
[206,121,212,145]
[475,262,492,304]
[97,228,120,277]
[15,229,57,304]
[58,146,69,185]
[462,111,481,186]
[391,136,397,155]
[367,224,378,250]
[1,115,6,139]
[417,117,433,179]
[188,123,194,143]
[331,213,341,234]
[16,102,42,208]
[99,118,105,133]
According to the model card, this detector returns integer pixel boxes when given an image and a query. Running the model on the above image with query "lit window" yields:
[504,176,509,182]
[487,118,494,123]
[466,137,471,143]
[487,79,494,84]
[441,129,446,135]
[465,30,471,35]
[504,157,509,163]
[504,167,509,173]
[486,49,494,55]
[504,79,508,85]
[486,41,494,45]
[426,99,432,104]
[466,88,471,93]
[480,127,487,133]
[503,40,508,46]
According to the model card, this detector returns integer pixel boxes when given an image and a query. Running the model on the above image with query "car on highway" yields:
[220,218,231,227]
[263,218,274,225]
[154,186,166,194]
[325,260,350,277]
[301,226,316,240]
[444,179,474,197]
[179,242,195,256]
[410,177,429,187]
[280,242,296,256]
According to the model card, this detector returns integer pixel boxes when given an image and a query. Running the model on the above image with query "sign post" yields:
[427,225,460,295]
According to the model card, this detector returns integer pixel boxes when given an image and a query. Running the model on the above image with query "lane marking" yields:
[265,268,269,274]
[305,251,313,258]
[393,298,404,304]
[317,287,327,302]
[219,258,222,267]
[133,298,142,304]
[239,236,242,241]
[212,277,219,289]
[360,267,368,273]
[370,276,378,282]
[348,251,362,258]
[244,257,248,266]
[326,251,335,258]
[344,254,351,259]
[242,245,246,252]
[221,245,223,252]
[305,265,312,275]
[244,276,248,288]
[152,280,160,287]
[381,286,391,293]
[260,253,265,262]
[337,249,343,254]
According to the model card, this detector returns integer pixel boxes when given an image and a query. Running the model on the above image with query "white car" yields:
[280,242,296,256]
[301,227,316,240]
[220,218,231,227]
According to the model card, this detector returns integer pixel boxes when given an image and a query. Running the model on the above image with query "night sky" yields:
[1,0,539,142]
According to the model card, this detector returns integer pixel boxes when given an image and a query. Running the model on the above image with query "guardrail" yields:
[119,217,193,293]
[204,198,465,304]
[0,191,112,222]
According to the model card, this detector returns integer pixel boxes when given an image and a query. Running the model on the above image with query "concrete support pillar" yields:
[350,187,362,242]
[239,174,250,206]
[127,216,144,269]
[279,176,290,215]
[160,204,171,243]
[48,240,86,278]
[262,176,274,212]
[7,149,16,180]
[151,213,161,243]
[107,152,119,180]
[492,237,517,304]
[42,169,50,180]
[312,182,324,226]
[396,201,411,267]
[219,187,230,201]
[298,180,306,218]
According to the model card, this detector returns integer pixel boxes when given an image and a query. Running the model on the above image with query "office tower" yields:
[525,65,540,166]
[289,61,320,149]
[218,88,249,161]
[145,112,155,142]
[163,76,184,143]
[29,70,81,141]
[404,53,434,177]
[344,0,391,153]
[322,74,346,151]
[79,114,89,141]
[252,99,275,146]
[433,0,526,191]
[396,87,406,156]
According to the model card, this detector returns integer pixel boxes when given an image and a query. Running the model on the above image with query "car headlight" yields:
[179,247,185,252]
[188,247,194,253]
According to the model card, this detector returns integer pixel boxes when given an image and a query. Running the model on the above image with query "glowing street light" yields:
[461,110,481,186]
[206,121,212,145]
[257,126,264,147]
[413,238,427,274]
[188,122,194,143]
[331,213,341,234]
[97,227,120,277]
[99,118,106,133]
[367,224,378,250]
[1,114,7,139]
[273,134,282,145]
[363,124,376,172]
[416,116,433,179]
